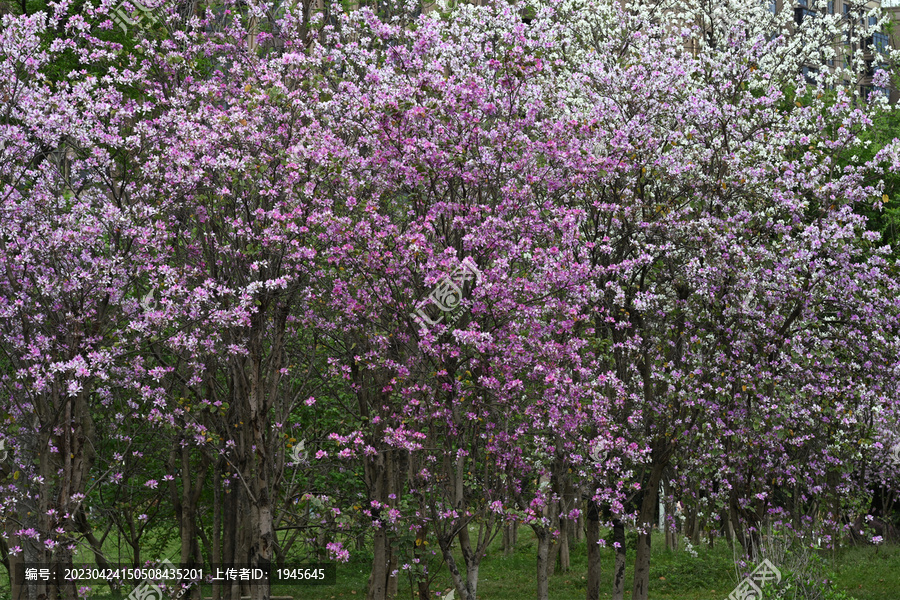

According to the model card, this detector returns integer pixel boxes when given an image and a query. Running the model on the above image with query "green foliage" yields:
[766,567,859,600]
[602,526,638,551]
[838,103,900,258]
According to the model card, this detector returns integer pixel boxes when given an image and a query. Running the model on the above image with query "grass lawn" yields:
[288,527,900,600]
[3,528,898,599]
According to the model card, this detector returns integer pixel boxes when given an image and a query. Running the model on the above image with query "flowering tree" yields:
[2,3,900,600]
[534,1,900,598]
[0,7,179,597]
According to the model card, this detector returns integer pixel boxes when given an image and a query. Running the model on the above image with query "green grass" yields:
[288,527,900,600]
[3,529,899,600]
[825,544,900,600]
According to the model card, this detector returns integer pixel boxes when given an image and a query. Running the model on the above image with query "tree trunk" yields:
[612,519,626,600]
[238,496,251,599]
[557,472,573,572]
[241,303,289,600]
[414,526,431,600]
[632,463,665,600]
[585,499,601,600]
[547,497,560,577]
[222,467,239,600]
[212,458,222,600]
[74,507,121,597]
[369,527,392,600]
[366,450,399,600]
[502,520,517,556]
[6,523,23,600]
[437,533,474,600]
[457,523,480,599]
[558,518,570,573]
[247,440,274,600]
[176,446,208,598]
[535,528,551,600]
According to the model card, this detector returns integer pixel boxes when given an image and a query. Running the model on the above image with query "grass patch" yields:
[2,530,898,599]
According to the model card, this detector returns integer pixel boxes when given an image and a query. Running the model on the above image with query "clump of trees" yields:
[1,1,900,600]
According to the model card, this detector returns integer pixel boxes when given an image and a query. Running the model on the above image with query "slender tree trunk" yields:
[612,519,626,600]
[554,466,571,573]
[558,518,570,573]
[585,499,601,600]
[222,469,239,600]
[662,481,675,551]
[535,528,551,600]
[242,304,288,600]
[247,437,274,600]
[414,526,431,600]
[369,527,391,600]
[547,497,560,577]
[632,463,665,600]
[502,520,517,556]
[575,509,584,543]
[566,476,578,546]
[74,507,121,597]
[212,458,222,600]
[665,503,676,552]
[387,450,405,599]
[502,523,512,556]
[366,450,399,600]
[457,524,480,599]
[437,534,474,600]
[6,524,23,600]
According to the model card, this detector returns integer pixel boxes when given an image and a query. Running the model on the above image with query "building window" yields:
[827,1,834,15]
[802,66,819,85]
[873,32,889,54]
[796,7,816,24]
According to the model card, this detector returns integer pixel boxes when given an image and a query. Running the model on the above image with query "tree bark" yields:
[436,532,475,600]
[212,458,222,600]
[457,523,480,599]
[585,499,601,600]
[632,462,665,600]
[612,519,626,600]
[240,301,289,600]
[535,528,551,600]
[74,507,122,597]
[365,450,399,600]
[501,520,517,556]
